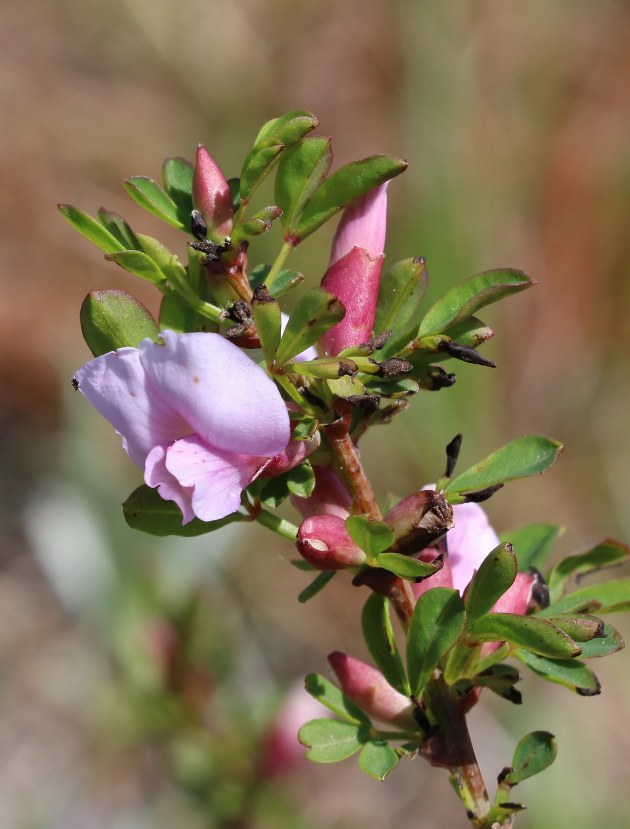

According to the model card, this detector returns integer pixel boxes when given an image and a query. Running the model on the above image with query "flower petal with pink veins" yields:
[140,331,290,457]
[74,347,189,467]
[165,434,267,522]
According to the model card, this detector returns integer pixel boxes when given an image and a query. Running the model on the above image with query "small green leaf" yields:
[240,109,319,201]
[123,176,184,229]
[123,484,241,537]
[417,269,535,337]
[232,205,283,241]
[105,249,167,285]
[286,461,316,499]
[345,516,394,557]
[251,286,282,367]
[259,474,291,508]
[275,136,333,232]
[406,588,466,697]
[445,436,563,497]
[375,257,429,356]
[515,649,601,695]
[376,552,443,580]
[506,731,557,784]
[266,268,305,297]
[327,374,369,400]
[295,155,408,241]
[58,204,125,254]
[298,718,365,764]
[162,156,194,223]
[465,543,518,624]
[469,663,522,704]
[275,287,345,366]
[541,578,630,615]
[358,740,400,780]
[544,614,604,642]
[469,613,581,659]
[159,291,199,333]
[298,571,337,603]
[578,622,624,658]
[304,673,370,724]
[97,208,142,250]
[547,539,630,601]
[499,523,564,571]
[363,377,420,399]
[80,290,159,357]
[361,595,410,694]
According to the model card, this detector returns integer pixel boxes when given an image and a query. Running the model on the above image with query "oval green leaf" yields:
[469,613,581,659]
[361,594,410,694]
[547,539,630,601]
[80,290,159,357]
[58,204,126,254]
[444,436,563,496]
[275,136,333,232]
[304,673,370,724]
[515,649,601,695]
[275,287,345,366]
[123,176,184,229]
[298,718,364,763]
[358,740,400,781]
[499,523,564,572]
[123,484,241,537]
[465,543,518,624]
[506,731,558,784]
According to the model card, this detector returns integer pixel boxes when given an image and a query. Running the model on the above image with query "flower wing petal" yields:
[448,502,500,594]
[145,444,195,524]
[165,434,265,522]
[74,348,189,467]
[140,332,290,457]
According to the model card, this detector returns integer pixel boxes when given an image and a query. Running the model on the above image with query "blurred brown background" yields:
[2,0,630,827]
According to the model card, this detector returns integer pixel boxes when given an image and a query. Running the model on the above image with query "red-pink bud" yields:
[292,465,352,520]
[384,490,454,555]
[262,429,321,477]
[328,651,416,729]
[193,145,233,240]
[296,514,366,570]
[491,572,536,615]
[320,184,388,356]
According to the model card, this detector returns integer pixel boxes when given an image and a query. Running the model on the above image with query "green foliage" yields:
[162,156,194,220]
[358,740,400,781]
[123,485,243,537]
[297,571,337,603]
[374,257,429,355]
[547,539,630,601]
[275,287,345,366]
[304,674,369,724]
[464,543,517,623]
[123,176,186,229]
[58,204,126,254]
[499,523,564,571]
[375,552,443,579]
[80,290,159,356]
[275,136,332,232]
[515,650,601,695]
[417,268,534,337]
[445,435,564,498]
[506,731,558,784]
[406,588,466,697]
[251,287,282,368]
[542,578,630,615]
[105,249,167,285]
[469,614,581,659]
[345,516,395,558]
[361,595,410,694]
[298,718,366,763]
[294,155,408,241]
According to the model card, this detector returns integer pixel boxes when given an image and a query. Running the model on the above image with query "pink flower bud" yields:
[296,515,366,570]
[292,465,352,520]
[384,490,454,556]
[328,652,416,729]
[320,184,388,356]
[490,571,536,615]
[262,428,321,477]
[193,145,233,240]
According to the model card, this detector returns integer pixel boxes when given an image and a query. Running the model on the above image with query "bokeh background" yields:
[2,0,630,826]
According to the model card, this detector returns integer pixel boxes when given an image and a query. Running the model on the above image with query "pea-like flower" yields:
[74,331,290,524]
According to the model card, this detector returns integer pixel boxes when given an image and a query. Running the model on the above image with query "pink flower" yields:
[320,183,388,356]
[328,651,416,729]
[291,465,352,520]
[413,497,535,613]
[74,331,290,524]
[193,145,234,241]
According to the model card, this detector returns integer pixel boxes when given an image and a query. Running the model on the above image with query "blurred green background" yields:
[2,0,630,826]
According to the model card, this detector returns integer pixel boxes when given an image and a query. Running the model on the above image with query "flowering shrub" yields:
[61,110,630,828]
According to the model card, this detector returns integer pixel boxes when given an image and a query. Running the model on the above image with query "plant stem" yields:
[254,507,298,542]
[423,676,491,826]
[265,240,293,289]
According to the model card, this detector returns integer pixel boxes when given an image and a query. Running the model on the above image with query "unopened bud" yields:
[385,490,454,556]
[328,651,416,729]
[262,429,321,477]
[193,145,234,241]
[297,515,366,570]
[292,466,352,520]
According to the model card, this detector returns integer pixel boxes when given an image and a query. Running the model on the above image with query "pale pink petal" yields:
[74,348,189,467]
[320,247,384,355]
[140,331,290,457]
[144,444,195,524]
[165,434,266,521]
[447,502,500,594]
[329,182,388,264]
